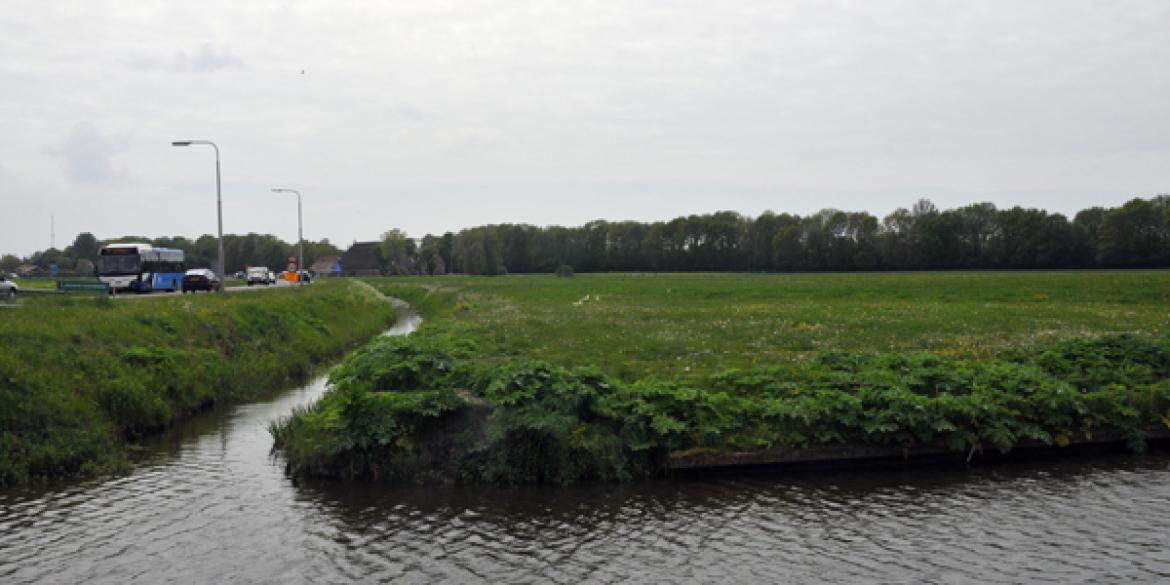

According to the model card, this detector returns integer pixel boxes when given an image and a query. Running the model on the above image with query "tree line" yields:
[384,195,1169,275]
[8,195,1167,278]
[2,233,340,276]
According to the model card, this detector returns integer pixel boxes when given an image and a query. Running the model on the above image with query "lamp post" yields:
[172,140,225,291]
[271,188,303,285]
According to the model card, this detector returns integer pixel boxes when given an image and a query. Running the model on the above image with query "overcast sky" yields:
[2,1,1168,257]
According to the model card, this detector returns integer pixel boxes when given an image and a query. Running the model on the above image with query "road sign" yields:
[50,263,59,277]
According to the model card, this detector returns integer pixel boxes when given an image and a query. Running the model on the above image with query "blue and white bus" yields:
[98,243,186,293]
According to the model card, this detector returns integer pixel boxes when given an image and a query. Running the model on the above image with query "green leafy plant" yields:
[273,311,1170,485]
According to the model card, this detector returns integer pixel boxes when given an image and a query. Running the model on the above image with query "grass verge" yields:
[0,280,396,486]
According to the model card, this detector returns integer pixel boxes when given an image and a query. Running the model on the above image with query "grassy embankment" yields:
[271,272,1170,484]
[0,280,397,486]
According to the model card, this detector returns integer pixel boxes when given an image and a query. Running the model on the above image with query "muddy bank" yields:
[669,428,1170,475]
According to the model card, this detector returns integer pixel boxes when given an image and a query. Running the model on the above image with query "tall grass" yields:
[0,280,397,485]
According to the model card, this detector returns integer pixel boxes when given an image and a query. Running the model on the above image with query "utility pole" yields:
[172,140,225,290]
[271,188,304,285]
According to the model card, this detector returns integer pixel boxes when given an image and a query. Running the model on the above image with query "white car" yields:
[0,274,17,299]
[246,267,272,286]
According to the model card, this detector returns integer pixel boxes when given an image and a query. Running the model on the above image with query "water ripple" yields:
[4,314,1170,582]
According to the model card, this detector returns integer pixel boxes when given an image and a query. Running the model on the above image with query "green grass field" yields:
[269,271,1170,485]
[368,271,1170,379]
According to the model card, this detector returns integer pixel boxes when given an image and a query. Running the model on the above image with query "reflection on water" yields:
[3,307,1170,582]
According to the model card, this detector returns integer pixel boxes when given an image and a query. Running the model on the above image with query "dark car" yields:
[298,270,312,284]
[182,269,220,293]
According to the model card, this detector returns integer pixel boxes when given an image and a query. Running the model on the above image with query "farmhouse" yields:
[338,242,383,276]
[16,264,43,277]
[309,255,340,277]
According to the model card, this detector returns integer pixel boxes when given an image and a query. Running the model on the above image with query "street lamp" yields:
[271,188,303,285]
[172,140,225,291]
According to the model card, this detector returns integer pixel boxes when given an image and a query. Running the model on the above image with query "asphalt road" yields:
[111,279,308,299]
[1,280,314,308]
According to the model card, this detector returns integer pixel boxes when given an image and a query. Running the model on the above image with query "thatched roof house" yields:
[338,242,383,276]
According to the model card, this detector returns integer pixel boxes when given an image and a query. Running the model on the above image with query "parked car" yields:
[246,267,272,286]
[233,271,245,280]
[181,268,220,293]
[298,270,312,284]
[0,274,17,299]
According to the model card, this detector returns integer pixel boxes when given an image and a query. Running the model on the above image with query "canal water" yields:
[3,310,1170,583]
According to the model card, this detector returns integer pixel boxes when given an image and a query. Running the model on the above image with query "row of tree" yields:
[387,195,1169,275]
[8,195,1166,278]
[2,233,341,276]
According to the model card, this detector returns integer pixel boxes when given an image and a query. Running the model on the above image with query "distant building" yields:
[16,264,43,277]
[338,242,383,276]
[309,255,340,277]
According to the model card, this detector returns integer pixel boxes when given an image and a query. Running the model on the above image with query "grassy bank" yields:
[271,272,1170,484]
[0,280,397,485]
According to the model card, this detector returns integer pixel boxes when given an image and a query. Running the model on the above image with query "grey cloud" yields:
[131,43,242,73]
[386,105,439,122]
[174,43,243,72]
[44,122,130,184]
